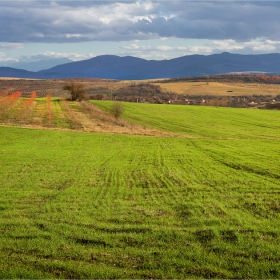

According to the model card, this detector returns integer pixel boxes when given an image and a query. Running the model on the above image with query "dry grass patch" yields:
[0,96,180,137]
[154,81,280,96]
[77,101,176,136]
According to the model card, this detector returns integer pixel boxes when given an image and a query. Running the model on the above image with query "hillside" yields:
[9,58,72,72]
[0,101,280,278]
[1,52,280,79]
[1,77,280,108]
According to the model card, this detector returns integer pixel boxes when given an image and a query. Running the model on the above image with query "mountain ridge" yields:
[1,52,280,79]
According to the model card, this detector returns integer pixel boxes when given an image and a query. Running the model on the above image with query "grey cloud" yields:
[133,1,280,41]
[52,1,135,7]
[1,1,280,43]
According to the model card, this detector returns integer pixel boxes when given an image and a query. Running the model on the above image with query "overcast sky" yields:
[1,0,280,65]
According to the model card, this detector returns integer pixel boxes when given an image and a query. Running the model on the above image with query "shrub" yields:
[63,80,86,101]
[111,102,124,119]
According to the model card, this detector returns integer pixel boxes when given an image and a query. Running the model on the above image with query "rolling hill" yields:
[1,52,280,79]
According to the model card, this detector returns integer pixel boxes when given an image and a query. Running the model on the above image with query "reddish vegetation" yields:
[46,94,53,122]
[19,92,37,121]
[0,75,280,110]
[0,91,22,110]
[0,90,8,97]
[252,75,280,84]
[163,74,280,84]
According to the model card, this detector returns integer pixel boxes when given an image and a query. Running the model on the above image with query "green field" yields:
[94,101,280,139]
[1,102,280,278]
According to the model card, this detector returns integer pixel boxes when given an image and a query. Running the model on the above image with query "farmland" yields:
[94,101,280,139]
[1,77,280,107]
[0,93,171,136]
[0,78,280,278]
[153,80,280,96]
[0,78,125,98]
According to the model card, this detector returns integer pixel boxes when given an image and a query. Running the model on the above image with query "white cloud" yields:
[65,34,83,39]
[1,1,280,62]
[119,42,225,57]
[0,43,25,50]
[123,44,141,50]
[43,51,95,61]
[244,40,280,52]
[22,51,95,62]
[0,51,95,67]
[1,1,280,43]
[210,39,280,53]
[0,52,18,63]
[157,46,172,51]
[212,40,244,51]
[118,38,280,59]
[120,44,185,53]
[188,46,213,54]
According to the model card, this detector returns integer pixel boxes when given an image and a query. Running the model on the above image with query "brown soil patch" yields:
[0,101,190,138]
[68,102,183,137]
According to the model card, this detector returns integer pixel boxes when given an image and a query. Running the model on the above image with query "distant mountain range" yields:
[1,52,280,80]
[8,58,72,72]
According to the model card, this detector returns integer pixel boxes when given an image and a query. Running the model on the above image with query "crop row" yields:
[0,91,22,110]
[18,92,37,121]
[0,128,279,278]
[0,93,76,128]
[46,94,53,122]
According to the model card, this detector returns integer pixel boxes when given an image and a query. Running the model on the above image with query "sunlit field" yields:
[1,98,280,278]
[154,81,280,96]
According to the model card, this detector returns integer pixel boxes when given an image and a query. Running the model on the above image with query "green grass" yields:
[93,101,280,139]
[1,102,280,278]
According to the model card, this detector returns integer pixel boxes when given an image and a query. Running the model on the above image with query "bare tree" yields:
[111,102,124,119]
[63,80,86,101]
